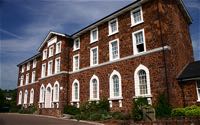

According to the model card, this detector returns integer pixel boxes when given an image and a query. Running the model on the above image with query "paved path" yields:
[0,113,97,125]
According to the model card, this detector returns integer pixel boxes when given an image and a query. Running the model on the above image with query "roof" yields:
[38,31,70,51]
[17,53,41,67]
[177,61,200,81]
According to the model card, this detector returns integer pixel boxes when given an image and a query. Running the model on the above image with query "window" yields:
[90,46,98,66]
[90,28,98,43]
[132,29,146,55]
[43,49,47,60]
[45,84,52,108]
[24,90,28,104]
[53,81,60,102]
[108,18,118,36]
[20,75,24,86]
[134,64,151,97]
[41,63,46,78]
[29,88,34,104]
[90,75,99,100]
[21,65,25,73]
[55,57,61,73]
[27,62,30,71]
[131,7,143,26]
[18,91,22,105]
[31,71,36,83]
[196,81,200,101]
[39,85,45,103]
[109,70,122,99]
[48,61,53,75]
[72,79,79,102]
[25,73,29,85]
[109,39,120,61]
[33,59,37,68]
[49,46,54,57]
[73,54,79,71]
[73,38,80,51]
[56,41,62,54]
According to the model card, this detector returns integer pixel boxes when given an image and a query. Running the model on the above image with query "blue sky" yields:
[0,0,199,90]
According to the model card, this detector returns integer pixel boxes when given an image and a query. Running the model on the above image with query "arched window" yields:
[134,64,151,97]
[18,91,22,105]
[90,75,99,100]
[72,79,79,102]
[24,90,28,104]
[53,81,60,102]
[40,85,45,103]
[45,83,52,108]
[29,88,34,104]
[109,70,122,99]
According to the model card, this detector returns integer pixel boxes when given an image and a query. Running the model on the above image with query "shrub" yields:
[132,97,149,121]
[111,112,131,120]
[19,105,37,114]
[171,108,185,117]
[63,105,80,115]
[155,94,172,118]
[171,105,200,117]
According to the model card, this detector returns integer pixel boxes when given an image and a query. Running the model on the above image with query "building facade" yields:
[16,0,199,116]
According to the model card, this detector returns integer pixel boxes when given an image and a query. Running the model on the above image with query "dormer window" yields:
[108,18,118,36]
[49,46,54,57]
[90,28,98,43]
[131,7,143,27]
[73,38,80,51]
[43,49,47,60]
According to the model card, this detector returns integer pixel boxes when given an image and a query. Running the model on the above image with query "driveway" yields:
[0,113,98,125]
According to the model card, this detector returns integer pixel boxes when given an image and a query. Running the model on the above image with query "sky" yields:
[0,0,199,90]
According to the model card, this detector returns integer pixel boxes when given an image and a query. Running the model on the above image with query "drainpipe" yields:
[156,0,170,103]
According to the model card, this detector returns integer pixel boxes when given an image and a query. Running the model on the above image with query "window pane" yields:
[92,48,97,64]
[133,10,141,23]
[111,41,118,59]
[113,75,119,97]
[138,70,148,95]
[111,20,117,33]
[92,79,97,98]
[135,32,143,45]
[74,83,78,100]
[92,30,97,40]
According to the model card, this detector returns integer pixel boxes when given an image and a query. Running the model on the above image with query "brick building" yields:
[16,0,199,116]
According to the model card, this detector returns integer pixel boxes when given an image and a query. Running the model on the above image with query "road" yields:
[0,113,96,125]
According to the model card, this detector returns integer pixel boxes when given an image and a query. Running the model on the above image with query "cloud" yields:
[0,28,23,39]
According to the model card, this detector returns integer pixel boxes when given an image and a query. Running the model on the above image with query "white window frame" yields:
[55,57,61,74]
[49,45,54,57]
[89,75,100,101]
[27,62,30,71]
[43,49,47,60]
[21,65,25,73]
[41,63,46,78]
[109,70,122,99]
[47,60,53,76]
[53,81,60,102]
[31,71,36,83]
[56,41,62,54]
[109,39,120,61]
[73,54,80,71]
[131,7,144,27]
[24,90,28,104]
[33,59,37,68]
[20,75,24,86]
[18,91,22,105]
[196,81,200,101]
[90,28,98,43]
[73,38,80,51]
[29,88,34,104]
[39,84,45,103]
[90,46,99,66]
[108,18,119,36]
[134,64,151,97]
[25,73,29,85]
[132,29,146,55]
[72,79,80,102]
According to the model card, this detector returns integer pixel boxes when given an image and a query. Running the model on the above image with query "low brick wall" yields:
[38,108,62,117]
